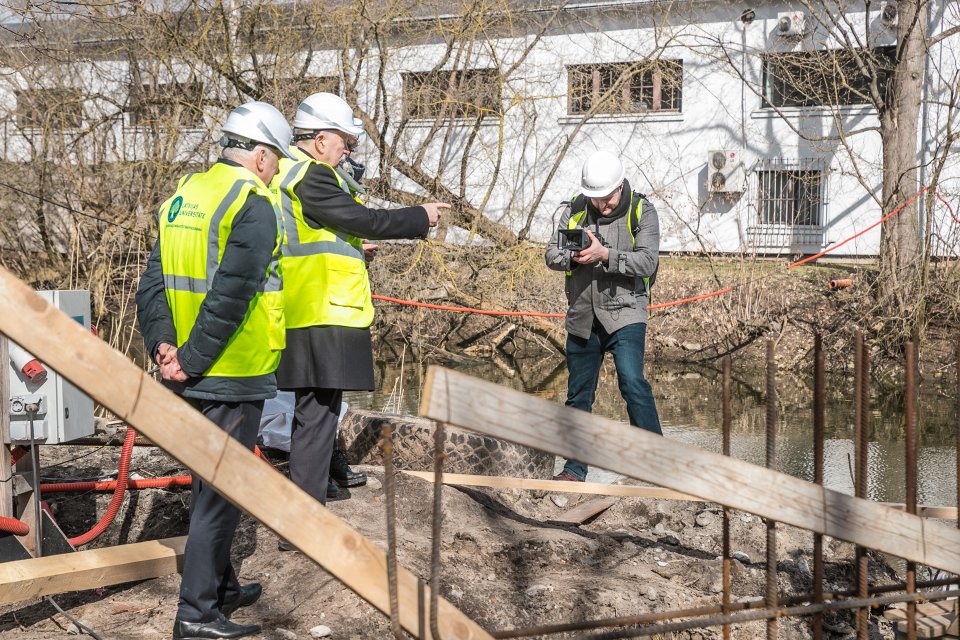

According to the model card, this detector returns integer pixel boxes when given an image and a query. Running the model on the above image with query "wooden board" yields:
[399,470,955,519]
[420,367,960,575]
[894,612,958,638]
[0,267,491,640]
[885,599,957,620]
[400,470,703,500]
[0,536,186,604]
[553,497,618,524]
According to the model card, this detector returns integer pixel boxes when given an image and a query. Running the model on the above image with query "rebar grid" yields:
[380,334,958,640]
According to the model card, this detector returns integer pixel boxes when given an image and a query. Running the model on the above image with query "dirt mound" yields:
[1,444,910,640]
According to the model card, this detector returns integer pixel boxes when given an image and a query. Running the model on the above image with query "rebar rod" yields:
[854,331,869,639]
[812,334,825,640]
[430,422,447,640]
[765,340,778,640]
[905,340,918,640]
[380,423,405,640]
[722,355,732,640]
[490,581,960,639]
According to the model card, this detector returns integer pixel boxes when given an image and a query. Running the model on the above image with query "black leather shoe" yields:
[173,614,260,639]
[326,478,341,500]
[221,583,262,617]
[330,448,367,487]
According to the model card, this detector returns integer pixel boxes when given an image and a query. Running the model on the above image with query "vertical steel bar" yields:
[812,334,825,640]
[905,341,917,640]
[380,423,405,640]
[765,341,778,640]
[430,422,447,640]
[722,355,732,640]
[856,333,870,639]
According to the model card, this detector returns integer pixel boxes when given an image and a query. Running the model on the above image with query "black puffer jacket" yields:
[135,160,281,402]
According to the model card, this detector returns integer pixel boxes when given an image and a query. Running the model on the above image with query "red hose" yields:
[42,475,192,493]
[0,516,29,536]
[68,427,136,547]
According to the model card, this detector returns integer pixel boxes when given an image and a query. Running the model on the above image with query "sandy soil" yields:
[0,444,916,640]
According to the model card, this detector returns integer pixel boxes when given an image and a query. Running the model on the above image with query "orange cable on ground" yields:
[647,286,735,311]
[371,294,565,318]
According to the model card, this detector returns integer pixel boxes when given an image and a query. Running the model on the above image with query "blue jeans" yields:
[563,322,661,481]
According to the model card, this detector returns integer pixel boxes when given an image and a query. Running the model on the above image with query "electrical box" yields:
[777,11,807,38]
[7,290,95,445]
[707,149,746,193]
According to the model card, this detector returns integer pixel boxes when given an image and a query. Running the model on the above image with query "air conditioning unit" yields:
[777,11,807,38]
[880,0,898,26]
[707,150,745,194]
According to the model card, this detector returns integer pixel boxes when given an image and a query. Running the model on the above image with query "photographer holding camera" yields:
[544,150,662,482]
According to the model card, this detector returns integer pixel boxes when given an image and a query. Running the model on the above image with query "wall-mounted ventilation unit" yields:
[707,150,746,193]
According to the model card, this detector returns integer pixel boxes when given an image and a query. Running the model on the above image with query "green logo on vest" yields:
[167,196,183,223]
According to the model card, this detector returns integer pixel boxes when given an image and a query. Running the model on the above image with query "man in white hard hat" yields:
[136,101,294,639]
[545,150,662,482]
[271,92,449,542]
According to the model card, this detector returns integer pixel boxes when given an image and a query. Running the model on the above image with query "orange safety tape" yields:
[374,186,938,317]
[788,186,928,269]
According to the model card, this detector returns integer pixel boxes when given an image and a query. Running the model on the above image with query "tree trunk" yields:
[878,0,927,311]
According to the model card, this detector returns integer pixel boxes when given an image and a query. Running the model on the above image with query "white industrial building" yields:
[1,0,958,257]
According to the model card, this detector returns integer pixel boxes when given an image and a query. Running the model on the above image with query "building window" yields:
[567,60,683,115]
[762,47,895,108]
[129,82,205,128]
[272,75,340,119]
[757,169,823,226]
[16,88,84,129]
[401,69,501,120]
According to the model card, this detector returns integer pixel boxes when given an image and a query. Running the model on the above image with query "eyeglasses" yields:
[320,129,359,152]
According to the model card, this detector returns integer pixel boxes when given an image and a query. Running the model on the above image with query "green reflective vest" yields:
[158,162,285,377]
[566,191,651,296]
[273,146,374,330]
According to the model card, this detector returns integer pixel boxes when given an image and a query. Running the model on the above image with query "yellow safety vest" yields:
[566,191,651,296]
[158,162,285,377]
[272,146,374,330]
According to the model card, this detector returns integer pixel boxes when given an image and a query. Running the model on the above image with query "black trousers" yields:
[176,399,263,623]
[289,388,341,506]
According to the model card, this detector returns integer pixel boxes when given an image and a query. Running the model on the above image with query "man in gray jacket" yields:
[545,150,662,482]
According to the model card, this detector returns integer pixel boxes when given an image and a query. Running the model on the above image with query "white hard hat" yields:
[293,92,364,137]
[581,150,625,198]
[221,101,296,159]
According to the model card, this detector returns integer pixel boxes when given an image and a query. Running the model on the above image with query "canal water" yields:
[344,354,958,507]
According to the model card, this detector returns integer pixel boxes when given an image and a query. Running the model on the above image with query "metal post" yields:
[765,340,778,640]
[722,355,732,640]
[812,334,825,640]
[905,341,917,640]
[855,332,870,639]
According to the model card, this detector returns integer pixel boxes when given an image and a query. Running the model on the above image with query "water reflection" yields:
[344,355,958,506]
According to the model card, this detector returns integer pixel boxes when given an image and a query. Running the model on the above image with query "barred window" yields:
[567,60,683,115]
[757,170,823,226]
[762,47,895,108]
[16,88,84,129]
[129,82,205,128]
[401,69,501,120]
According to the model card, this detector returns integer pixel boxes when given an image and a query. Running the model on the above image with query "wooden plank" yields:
[885,599,956,620]
[420,367,960,575]
[0,337,11,520]
[0,267,491,640]
[553,497,618,524]
[400,470,956,519]
[400,470,703,500]
[895,612,956,638]
[0,536,186,604]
